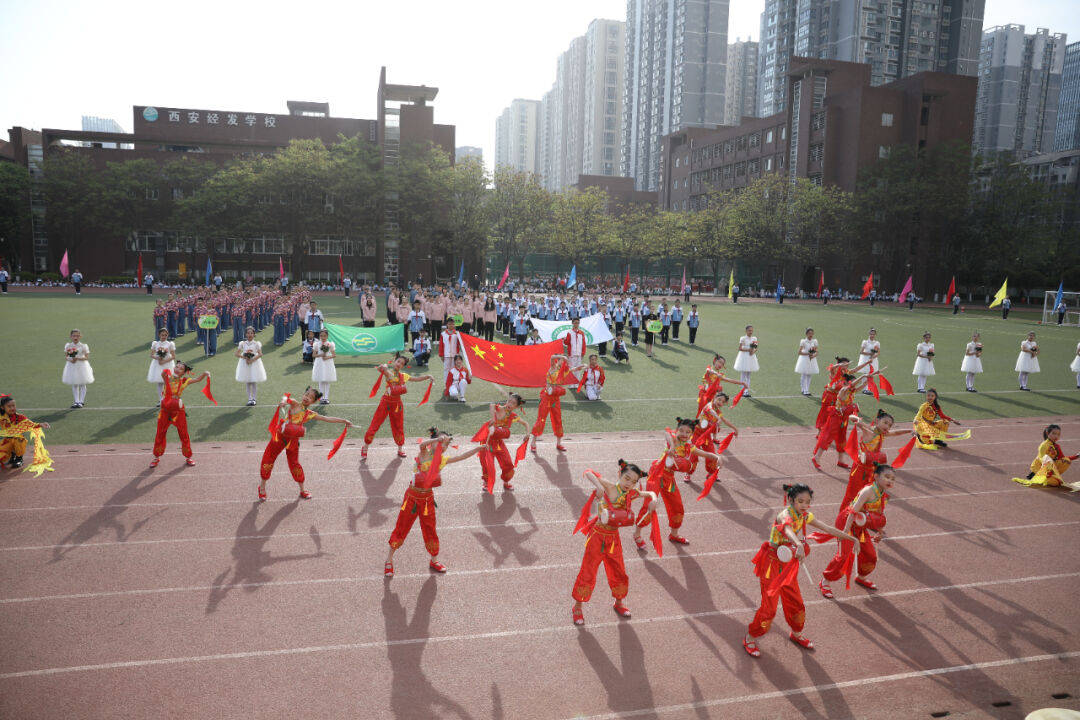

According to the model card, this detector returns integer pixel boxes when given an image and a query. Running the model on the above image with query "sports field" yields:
[0,290,1077,446]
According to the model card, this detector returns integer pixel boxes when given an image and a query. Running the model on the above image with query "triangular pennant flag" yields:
[696,469,720,501]
[574,491,597,534]
[327,426,348,460]
[267,394,288,437]
[513,434,530,467]
[201,377,217,406]
[731,387,746,407]
[369,373,383,398]
[471,423,490,443]
[425,442,444,486]
[576,372,587,393]
[715,431,736,454]
[878,374,894,396]
[891,435,917,468]
[417,380,433,407]
[867,376,880,401]
[845,427,860,462]
[650,511,663,557]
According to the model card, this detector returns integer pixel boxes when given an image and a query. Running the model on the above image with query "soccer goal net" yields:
[1042,290,1080,326]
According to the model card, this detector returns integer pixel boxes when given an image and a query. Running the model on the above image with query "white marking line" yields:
[1,572,1076,679]
[19,387,1080,414]
[0,486,1042,552]
[2,520,1075,604]
[572,651,1080,720]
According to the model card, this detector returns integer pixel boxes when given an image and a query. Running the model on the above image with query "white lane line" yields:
[2,521,1075,604]
[572,650,1080,720]
[1,572,1075,679]
[0,486,1045,552]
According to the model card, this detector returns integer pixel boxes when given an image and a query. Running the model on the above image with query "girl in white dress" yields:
[311,329,337,403]
[147,327,176,402]
[794,327,819,396]
[234,326,267,406]
[61,328,94,408]
[1071,341,1080,389]
[733,325,759,397]
[1014,331,1040,390]
[912,332,935,393]
[858,328,881,395]
[960,331,983,392]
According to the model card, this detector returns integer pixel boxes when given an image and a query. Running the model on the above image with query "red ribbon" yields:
[696,468,720,501]
[892,435,917,468]
[867,376,880,401]
[513,435,530,467]
[327,426,348,460]
[471,423,490,443]
[425,442,444,486]
[369,372,383,398]
[731,387,746,407]
[845,427,860,462]
[878,373,894,396]
[574,491,597,534]
[201,376,217,406]
[417,380,433,407]
[649,511,663,557]
[715,431,735,453]
[268,393,289,438]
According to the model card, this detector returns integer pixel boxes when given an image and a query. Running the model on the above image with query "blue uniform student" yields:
[71,270,83,295]
[732,284,740,303]
[305,303,324,335]
[613,305,626,336]
[659,306,672,345]
[687,305,700,345]
[513,310,530,345]
[629,307,642,346]
[671,302,683,340]
[412,332,431,367]
[408,303,427,344]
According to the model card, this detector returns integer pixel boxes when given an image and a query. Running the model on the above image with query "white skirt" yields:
[960,355,983,374]
[236,358,268,383]
[1014,353,1040,373]
[147,358,176,383]
[312,357,337,382]
[1071,355,1080,373]
[62,361,95,385]
[733,350,759,372]
[794,356,819,374]
[857,354,879,373]
[912,357,935,376]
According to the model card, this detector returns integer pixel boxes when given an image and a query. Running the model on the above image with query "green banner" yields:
[324,321,405,355]
[198,315,219,329]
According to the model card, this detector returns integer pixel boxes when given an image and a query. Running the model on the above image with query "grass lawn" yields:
[1,291,1077,446]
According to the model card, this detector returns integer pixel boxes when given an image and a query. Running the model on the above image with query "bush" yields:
[37,272,62,281]
[98,275,135,284]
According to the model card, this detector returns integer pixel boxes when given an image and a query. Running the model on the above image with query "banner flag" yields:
[323,321,405,355]
[529,312,614,344]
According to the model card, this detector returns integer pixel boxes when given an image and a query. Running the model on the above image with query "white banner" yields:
[530,313,614,345]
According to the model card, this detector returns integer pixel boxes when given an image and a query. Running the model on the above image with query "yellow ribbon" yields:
[0,424,54,477]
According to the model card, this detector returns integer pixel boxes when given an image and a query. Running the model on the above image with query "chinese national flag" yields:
[860,273,874,299]
[459,333,576,388]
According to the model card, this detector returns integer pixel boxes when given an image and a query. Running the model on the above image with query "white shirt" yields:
[860,339,880,356]
[739,336,757,352]
[1021,340,1037,353]
[314,340,335,358]
[917,342,934,358]
[440,329,462,358]
[565,329,587,356]
[799,338,818,355]
[238,339,261,356]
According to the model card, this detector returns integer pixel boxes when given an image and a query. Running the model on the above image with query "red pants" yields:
[388,487,439,556]
[153,406,192,458]
[689,436,719,475]
[645,469,684,530]
[365,395,405,446]
[822,510,885,581]
[480,435,515,484]
[260,437,305,483]
[815,390,837,430]
[813,410,846,455]
[532,393,563,438]
[748,547,806,637]
[571,525,628,602]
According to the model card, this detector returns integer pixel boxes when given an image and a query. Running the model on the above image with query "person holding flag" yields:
[566,265,577,293]
[860,273,874,304]
[776,279,785,304]
[150,361,212,468]
[729,268,738,303]
[817,270,825,303]
[989,278,1009,318]
[361,354,434,460]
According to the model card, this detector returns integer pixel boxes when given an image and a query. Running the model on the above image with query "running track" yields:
[1,417,1078,719]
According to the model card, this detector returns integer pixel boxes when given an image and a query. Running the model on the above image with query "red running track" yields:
[1,416,1078,719]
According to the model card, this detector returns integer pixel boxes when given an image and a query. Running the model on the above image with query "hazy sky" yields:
[1,0,1076,169]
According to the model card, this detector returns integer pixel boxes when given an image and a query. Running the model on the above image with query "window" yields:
[249,237,285,254]
[749,132,761,148]
[812,112,826,130]
[675,157,680,168]
[878,145,890,159]
[810,143,824,163]
[130,230,161,252]
[766,129,774,144]
[165,233,194,253]
[171,188,184,200]
[144,188,159,200]
[765,157,773,171]
[881,112,894,127]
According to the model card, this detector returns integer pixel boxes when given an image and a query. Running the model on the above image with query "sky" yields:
[1,0,1076,170]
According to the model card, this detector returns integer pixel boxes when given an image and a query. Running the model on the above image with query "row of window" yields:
[125,233,375,256]
[689,154,786,187]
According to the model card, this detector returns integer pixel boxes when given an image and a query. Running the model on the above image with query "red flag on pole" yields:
[946,276,956,304]
[279,256,285,280]
[892,436,917,468]
[860,273,874,299]
[137,254,143,284]
[818,269,825,296]
[338,255,344,282]
[623,264,630,293]
[496,261,510,290]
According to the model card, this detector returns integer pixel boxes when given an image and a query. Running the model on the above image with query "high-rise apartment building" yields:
[494,99,542,172]
[974,25,1067,156]
[623,0,730,191]
[758,0,985,116]
[1053,41,1080,151]
[725,39,759,125]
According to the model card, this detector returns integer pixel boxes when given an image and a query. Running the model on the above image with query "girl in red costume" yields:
[477,388,530,491]
[820,463,896,597]
[743,483,859,658]
[259,387,354,501]
[697,354,745,413]
[571,460,656,625]
[384,427,482,577]
[151,361,210,468]
[0,395,50,469]
[688,392,738,481]
[837,410,911,514]
[641,417,722,547]
[811,369,871,470]
[361,353,433,460]
[815,357,870,431]
[530,353,582,453]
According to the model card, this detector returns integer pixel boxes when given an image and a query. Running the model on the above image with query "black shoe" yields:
[917,389,926,393]
[71,403,80,409]
[934,440,948,448]
[10,456,23,469]
[1021,387,1030,391]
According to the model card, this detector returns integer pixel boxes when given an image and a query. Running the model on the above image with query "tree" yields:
[487,167,551,282]
[612,203,658,284]
[42,150,107,270]
[687,188,737,293]
[548,187,614,272]
[101,158,167,245]
[446,156,490,278]
[327,135,384,278]
[0,162,30,271]
[644,210,692,287]
[389,142,454,279]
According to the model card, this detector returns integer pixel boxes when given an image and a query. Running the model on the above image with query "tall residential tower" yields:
[1052,41,1080,151]
[494,99,542,172]
[725,39,759,125]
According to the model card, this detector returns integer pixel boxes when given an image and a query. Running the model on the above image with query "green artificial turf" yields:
[1,291,1077,446]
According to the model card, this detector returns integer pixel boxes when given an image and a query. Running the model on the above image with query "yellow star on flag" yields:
[497,352,504,359]
[498,362,505,368]
[490,345,496,351]
[472,344,487,359]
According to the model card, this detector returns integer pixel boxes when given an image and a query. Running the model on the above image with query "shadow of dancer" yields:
[348,456,404,532]
[577,624,659,720]
[383,577,473,720]
[472,492,540,568]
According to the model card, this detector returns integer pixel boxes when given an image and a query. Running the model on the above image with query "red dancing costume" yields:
[815,364,848,430]
[532,366,567,442]
[690,404,724,475]
[478,409,521,489]
[644,435,693,534]
[838,432,886,521]
[571,486,642,604]
[153,372,193,460]
[822,483,887,586]
[814,387,859,457]
[748,506,812,640]
[697,366,721,413]
[260,405,317,485]
[388,454,447,558]
[365,371,411,447]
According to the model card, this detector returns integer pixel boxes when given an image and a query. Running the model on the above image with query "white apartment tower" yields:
[623,0,730,191]
[725,39,759,125]
[494,99,543,172]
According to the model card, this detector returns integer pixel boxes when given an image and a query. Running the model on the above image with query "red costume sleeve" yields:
[598,368,605,386]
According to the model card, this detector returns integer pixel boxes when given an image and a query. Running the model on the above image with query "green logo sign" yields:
[646,320,663,333]
[552,323,594,344]
[351,332,377,352]
[198,315,219,329]
[143,107,159,122]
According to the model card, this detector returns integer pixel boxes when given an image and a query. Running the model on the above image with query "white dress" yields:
[733,335,759,372]
[858,339,880,373]
[794,338,819,374]
[912,342,935,376]
[1014,340,1040,373]
[61,342,95,385]
[235,340,268,383]
[1070,342,1080,373]
[146,340,176,382]
[311,341,338,382]
[960,341,983,374]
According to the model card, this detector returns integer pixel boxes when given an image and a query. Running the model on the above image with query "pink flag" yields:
[59,250,70,279]
[496,261,510,290]
[279,257,285,279]
[898,275,913,303]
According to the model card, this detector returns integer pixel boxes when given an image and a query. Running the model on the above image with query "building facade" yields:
[724,40,759,125]
[494,99,542,172]
[1053,41,1080,151]
[974,25,1067,157]
[623,0,729,191]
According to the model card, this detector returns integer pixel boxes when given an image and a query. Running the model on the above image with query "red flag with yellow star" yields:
[459,333,576,388]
